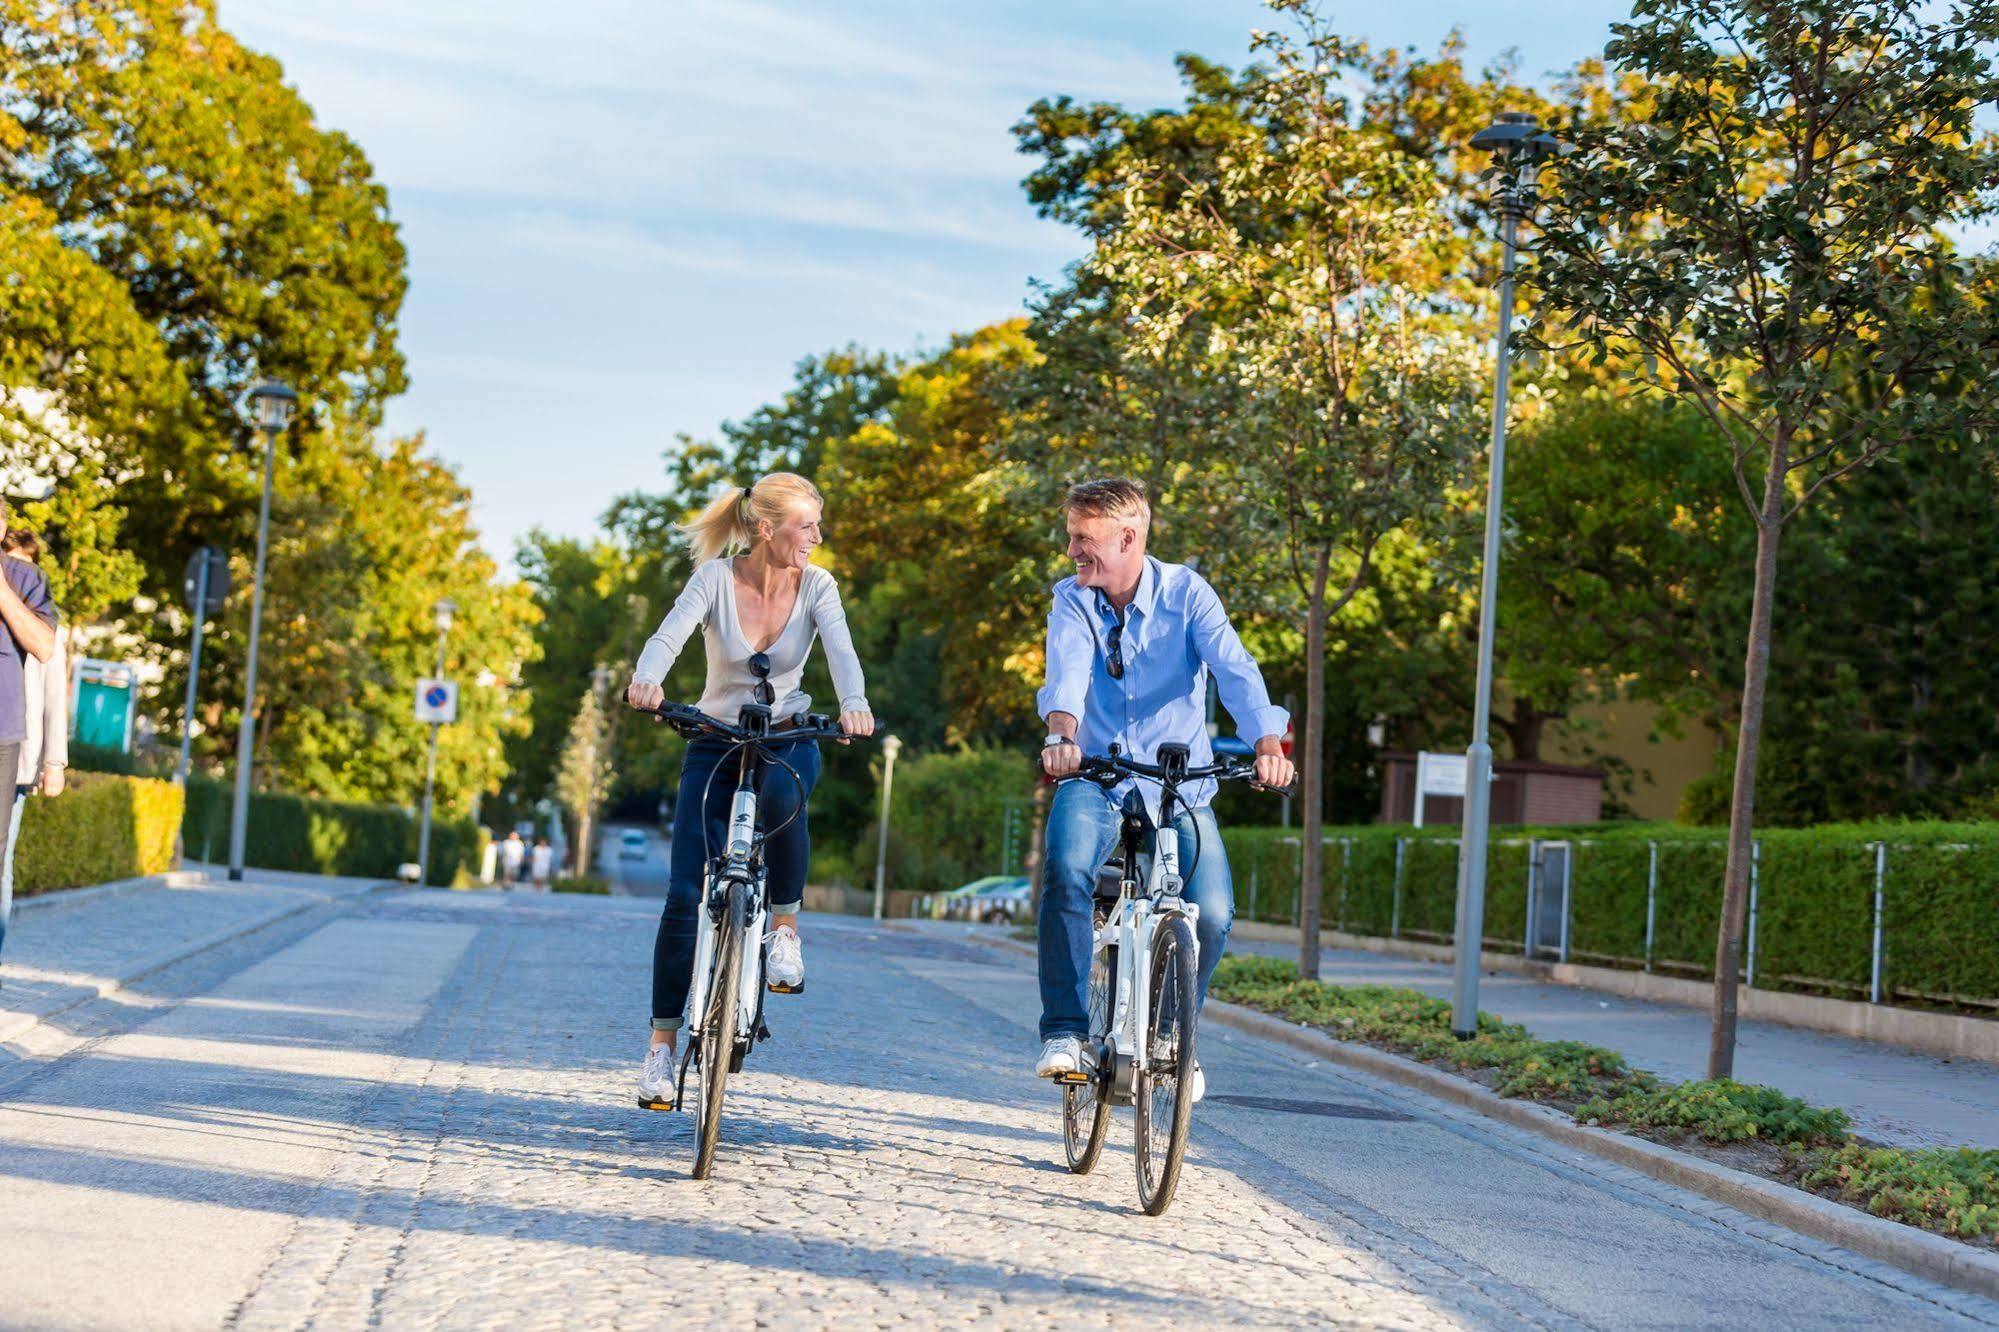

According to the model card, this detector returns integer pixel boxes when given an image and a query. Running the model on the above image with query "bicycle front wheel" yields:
[1062,942,1116,1175]
[1132,915,1197,1215]
[691,883,746,1180]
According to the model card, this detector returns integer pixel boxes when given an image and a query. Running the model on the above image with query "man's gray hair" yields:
[1063,477,1150,532]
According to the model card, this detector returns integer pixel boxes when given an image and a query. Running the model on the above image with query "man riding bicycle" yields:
[1035,478,1294,1102]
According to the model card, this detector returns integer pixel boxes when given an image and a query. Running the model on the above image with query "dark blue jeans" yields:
[651,738,819,1031]
[1037,778,1233,1041]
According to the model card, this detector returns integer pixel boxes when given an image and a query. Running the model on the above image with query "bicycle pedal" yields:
[636,1095,676,1112]
[1055,1070,1091,1085]
[766,980,805,994]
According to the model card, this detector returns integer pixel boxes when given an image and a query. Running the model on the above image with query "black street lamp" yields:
[226,379,297,882]
[1449,113,1562,1037]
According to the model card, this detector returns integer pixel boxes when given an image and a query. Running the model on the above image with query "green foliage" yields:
[552,876,609,895]
[1213,954,1996,1242]
[1209,953,1635,1102]
[181,777,478,886]
[870,747,1037,896]
[1500,391,1745,751]
[1804,1146,1999,1240]
[12,773,183,895]
[1225,819,1999,1004]
[1576,1079,1852,1147]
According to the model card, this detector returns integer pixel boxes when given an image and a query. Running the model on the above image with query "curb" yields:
[14,869,210,917]
[931,923,1999,1304]
[0,877,391,1047]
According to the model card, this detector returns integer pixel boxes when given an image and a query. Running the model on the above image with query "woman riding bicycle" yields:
[623,472,873,1107]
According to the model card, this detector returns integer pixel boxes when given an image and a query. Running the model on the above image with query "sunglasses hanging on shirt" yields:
[1097,595,1127,680]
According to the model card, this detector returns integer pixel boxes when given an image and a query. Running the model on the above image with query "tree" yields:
[3,0,410,670]
[1528,0,1999,1076]
[819,322,1053,740]
[555,686,612,877]
[1498,390,1746,758]
[1078,10,1486,979]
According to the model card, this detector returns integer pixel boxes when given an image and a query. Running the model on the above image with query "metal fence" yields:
[1231,833,1994,1011]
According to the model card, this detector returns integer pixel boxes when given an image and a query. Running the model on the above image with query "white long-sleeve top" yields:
[19,630,67,786]
[633,558,869,724]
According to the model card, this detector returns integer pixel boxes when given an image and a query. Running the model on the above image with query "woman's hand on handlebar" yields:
[625,679,664,711]
[837,710,875,743]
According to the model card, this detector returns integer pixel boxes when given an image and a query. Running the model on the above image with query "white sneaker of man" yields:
[1035,1035,1086,1078]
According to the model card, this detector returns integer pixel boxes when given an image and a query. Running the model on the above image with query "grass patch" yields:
[1803,1146,1999,1240]
[552,876,610,894]
[1207,954,1998,1244]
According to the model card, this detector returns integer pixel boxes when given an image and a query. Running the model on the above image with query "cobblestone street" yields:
[1,887,1994,1329]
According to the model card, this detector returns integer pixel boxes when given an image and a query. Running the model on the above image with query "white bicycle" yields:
[639,654,868,1178]
[1055,738,1280,1214]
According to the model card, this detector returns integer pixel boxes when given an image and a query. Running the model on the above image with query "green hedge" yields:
[1222,820,1999,1008]
[11,772,183,896]
[866,746,1037,896]
[181,778,481,886]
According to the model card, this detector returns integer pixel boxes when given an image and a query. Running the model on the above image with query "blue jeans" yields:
[651,738,819,1031]
[1037,779,1233,1041]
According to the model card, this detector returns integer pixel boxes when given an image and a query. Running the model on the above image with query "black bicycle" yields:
[638,652,869,1178]
[1058,738,1285,1214]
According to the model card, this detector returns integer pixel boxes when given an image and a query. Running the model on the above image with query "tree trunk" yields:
[1297,547,1332,982]
[1708,452,1789,1080]
[574,811,593,879]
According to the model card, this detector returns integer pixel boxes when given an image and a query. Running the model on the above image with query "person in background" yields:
[530,835,553,892]
[499,828,526,887]
[0,517,57,970]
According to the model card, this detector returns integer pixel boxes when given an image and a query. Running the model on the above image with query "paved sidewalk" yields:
[2,893,1990,1328]
[1226,932,1999,1150]
[0,866,386,1044]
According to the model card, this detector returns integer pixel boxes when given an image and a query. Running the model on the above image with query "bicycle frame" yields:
[682,746,771,1071]
[1089,772,1204,1100]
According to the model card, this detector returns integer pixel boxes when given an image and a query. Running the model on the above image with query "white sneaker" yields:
[1190,1062,1206,1105]
[638,1044,675,1107]
[766,924,804,989]
[1036,1036,1085,1078]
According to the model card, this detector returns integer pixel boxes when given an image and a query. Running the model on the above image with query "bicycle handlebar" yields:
[642,700,874,748]
[1076,750,1294,796]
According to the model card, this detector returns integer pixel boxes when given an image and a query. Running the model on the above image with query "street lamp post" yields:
[872,734,902,921]
[415,597,458,888]
[1449,113,1561,1038]
[226,379,297,882]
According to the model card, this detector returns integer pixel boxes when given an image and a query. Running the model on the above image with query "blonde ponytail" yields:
[678,472,824,563]
[680,486,753,564]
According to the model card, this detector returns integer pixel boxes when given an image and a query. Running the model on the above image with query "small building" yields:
[1378,751,1605,827]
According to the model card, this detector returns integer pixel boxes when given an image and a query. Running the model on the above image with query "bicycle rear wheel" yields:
[691,882,746,1180]
[1132,915,1197,1215]
[1062,941,1116,1174]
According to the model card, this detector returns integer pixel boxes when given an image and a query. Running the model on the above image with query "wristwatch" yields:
[1043,734,1076,750]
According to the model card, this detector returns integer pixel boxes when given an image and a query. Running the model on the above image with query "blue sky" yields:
[216,1,1632,561]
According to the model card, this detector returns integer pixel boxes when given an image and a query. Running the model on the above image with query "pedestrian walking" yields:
[499,829,526,887]
[530,835,553,892]
[0,513,58,970]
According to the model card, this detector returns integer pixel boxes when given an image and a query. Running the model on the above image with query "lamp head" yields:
[1470,111,1561,168]
[434,597,458,633]
[883,734,902,762]
[248,379,298,434]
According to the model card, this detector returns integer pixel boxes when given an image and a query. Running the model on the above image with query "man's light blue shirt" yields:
[1036,556,1288,815]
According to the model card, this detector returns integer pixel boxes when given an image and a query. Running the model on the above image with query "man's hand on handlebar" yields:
[838,710,875,743]
[1041,738,1081,779]
[626,679,664,711]
[1253,735,1295,793]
